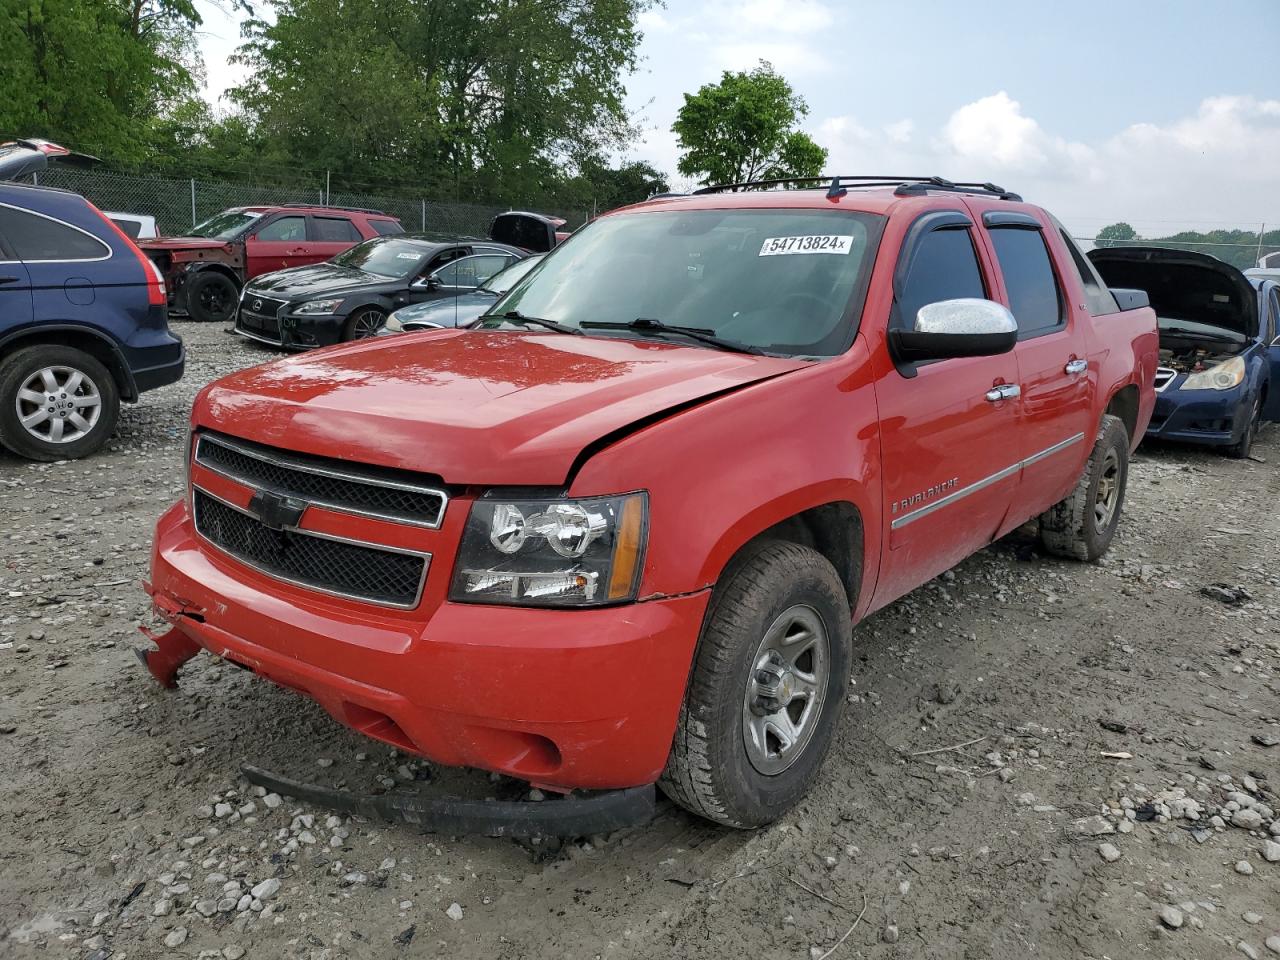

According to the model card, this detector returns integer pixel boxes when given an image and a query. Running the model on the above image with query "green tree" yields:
[1095,222,1138,248]
[230,0,649,200]
[672,62,826,187]
[0,0,207,163]
[578,159,668,209]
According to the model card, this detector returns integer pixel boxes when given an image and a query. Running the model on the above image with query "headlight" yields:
[450,493,647,607]
[380,311,406,333]
[1182,356,1244,390]
[292,298,344,315]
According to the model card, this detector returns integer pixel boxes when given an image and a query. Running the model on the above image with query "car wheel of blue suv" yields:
[0,345,120,461]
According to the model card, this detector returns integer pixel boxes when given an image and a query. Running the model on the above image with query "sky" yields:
[192,0,1280,238]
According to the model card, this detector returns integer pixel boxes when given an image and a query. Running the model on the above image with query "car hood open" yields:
[194,330,807,485]
[1089,247,1257,339]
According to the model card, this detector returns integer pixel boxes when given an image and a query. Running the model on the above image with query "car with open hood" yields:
[1090,246,1280,457]
[234,234,526,348]
[142,175,1156,831]
[376,253,545,335]
[0,139,182,460]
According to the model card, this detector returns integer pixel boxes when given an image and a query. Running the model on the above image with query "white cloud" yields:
[636,9,672,32]
[810,93,1280,236]
[735,0,836,34]
[710,41,831,76]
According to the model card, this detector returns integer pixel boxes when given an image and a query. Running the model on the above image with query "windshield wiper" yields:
[479,310,583,335]
[579,317,766,356]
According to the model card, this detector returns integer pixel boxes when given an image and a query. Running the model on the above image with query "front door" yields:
[245,214,309,277]
[872,211,1022,609]
[1264,286,1280,421]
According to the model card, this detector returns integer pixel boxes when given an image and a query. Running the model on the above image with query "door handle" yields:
[0,276,20,285]
[1064,359,1088,375]
[985,383,1021,402]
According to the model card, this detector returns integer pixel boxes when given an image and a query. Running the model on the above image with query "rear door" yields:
[872,210,1023,607]
[0,213,34,326]
[308,215,363,262]
[978,210,1095,523]
[245,214,309,277]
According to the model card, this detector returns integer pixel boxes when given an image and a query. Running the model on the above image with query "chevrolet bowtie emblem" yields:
[248,490,308,531]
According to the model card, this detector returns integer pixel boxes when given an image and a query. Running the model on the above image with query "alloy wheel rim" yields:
[201,284,231,316]
[741,604,830,776]
[15,365,102,444]
[351,311,382,339]
[1093,448,1121,530]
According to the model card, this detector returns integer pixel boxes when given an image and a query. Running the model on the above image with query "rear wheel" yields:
[185,271,239,324]
[0,346,120,461]
[343,307,386,342]
[1039,414,1128,561]
[1227,394,1261,459]
[659,540,852,828]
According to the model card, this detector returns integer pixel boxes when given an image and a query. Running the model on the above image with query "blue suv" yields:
[0,140,183,460]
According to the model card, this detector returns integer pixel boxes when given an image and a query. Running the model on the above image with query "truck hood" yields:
[195,330,808,485]
[1089,247,1257,340]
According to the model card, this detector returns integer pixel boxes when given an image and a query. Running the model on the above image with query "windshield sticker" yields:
[759,235,854,256]
[396,252,420,260]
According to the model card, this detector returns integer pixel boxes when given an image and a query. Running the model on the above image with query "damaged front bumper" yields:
[1144,381,1252,446]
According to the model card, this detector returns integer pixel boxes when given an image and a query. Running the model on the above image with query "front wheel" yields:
[342,308,386,342]
[0,345,120,461]
[185,271,240,324]
[659,541,852,828]
[1039,414,1129,561]
[1227,394,1261,460]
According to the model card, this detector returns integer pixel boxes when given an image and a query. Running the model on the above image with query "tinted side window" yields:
[435,255,512,288]
[1268,289,1279,343]
[989,228,1063,336]
[0,206,110,261]
[313,217,360,243]
[1058,229,1119,316]
[370,219,403,236]
[256,216,306,241]
[896,227,986,327]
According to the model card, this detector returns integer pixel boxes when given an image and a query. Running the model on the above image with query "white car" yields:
[105,211,158,240]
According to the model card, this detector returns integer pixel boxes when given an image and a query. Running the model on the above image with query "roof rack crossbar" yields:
[278,202,389,216]
[691,175,1020,202]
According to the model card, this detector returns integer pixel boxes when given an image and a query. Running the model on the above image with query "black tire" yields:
[342,307,387,342]
[659,540,852,828]
[1039,414,1129,561]
[1226,394,1261,460]
[185,271,240,324]
[0,345,120,461]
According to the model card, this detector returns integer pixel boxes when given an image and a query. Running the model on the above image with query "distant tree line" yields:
[1094,222,1280,271]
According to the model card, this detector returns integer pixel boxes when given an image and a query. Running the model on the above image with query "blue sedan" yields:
[377,254,545,335]
[1090,247,1280,459]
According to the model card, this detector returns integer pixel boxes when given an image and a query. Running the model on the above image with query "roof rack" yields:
[691,175,1021,202]
[279,202,389,216]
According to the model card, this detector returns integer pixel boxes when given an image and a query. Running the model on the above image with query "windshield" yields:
[331,237,429,279]
[191,210,261,240]
[481,254,543,295]
[481,208,882,356]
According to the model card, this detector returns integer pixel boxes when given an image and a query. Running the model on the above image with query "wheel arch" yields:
[1104,383,1140,448]
[186,261,243,287]
[0,324,137,401]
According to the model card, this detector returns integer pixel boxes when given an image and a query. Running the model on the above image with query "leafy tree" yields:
[577,159,668,209]
[230,0,649,200]
[1095,222,1138,248]
[672,62,826,187]
[0,0,207,163]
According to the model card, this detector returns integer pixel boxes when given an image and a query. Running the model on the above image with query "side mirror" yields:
[890,298,1018,364]
[412,275,442,291]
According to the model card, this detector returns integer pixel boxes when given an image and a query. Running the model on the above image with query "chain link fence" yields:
[30,166,589,239]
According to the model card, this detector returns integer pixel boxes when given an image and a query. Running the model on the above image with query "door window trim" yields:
[253,214,308,243]
[0,201,112,263]
[983,217,1067,341]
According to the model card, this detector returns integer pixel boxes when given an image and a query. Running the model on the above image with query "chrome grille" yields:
[195,433,447,528]
[192,488,429,608]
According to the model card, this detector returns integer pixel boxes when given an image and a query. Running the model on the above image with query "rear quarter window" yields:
[1058,228,1120,316]
[0,204,110,261]
[370,219,404,237]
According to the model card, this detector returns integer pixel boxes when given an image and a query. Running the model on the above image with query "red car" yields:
[141,176,1157,830]
[140,205,403,323]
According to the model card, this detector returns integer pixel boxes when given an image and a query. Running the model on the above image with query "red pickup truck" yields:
[141,177,1157,830]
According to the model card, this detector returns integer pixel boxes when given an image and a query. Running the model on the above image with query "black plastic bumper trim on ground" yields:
[240,764,656,838]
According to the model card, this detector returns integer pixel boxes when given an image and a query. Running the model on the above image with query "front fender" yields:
[569,338,883,618]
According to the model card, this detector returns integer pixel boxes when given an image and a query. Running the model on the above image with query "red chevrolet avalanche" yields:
[142,177,1157,829]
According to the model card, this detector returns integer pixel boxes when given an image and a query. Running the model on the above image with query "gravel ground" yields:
[2,322,1278,960]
